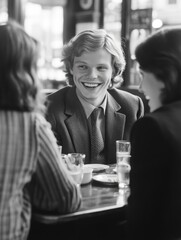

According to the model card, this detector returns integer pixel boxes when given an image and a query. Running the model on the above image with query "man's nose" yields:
[89,68,98,79]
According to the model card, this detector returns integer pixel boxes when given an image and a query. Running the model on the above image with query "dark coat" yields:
[127,100,181,240]
[46,86,144,164]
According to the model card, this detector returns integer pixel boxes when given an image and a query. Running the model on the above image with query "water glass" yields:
[117,155,131,189]
[116,140,130,157]
[116,140,131,189]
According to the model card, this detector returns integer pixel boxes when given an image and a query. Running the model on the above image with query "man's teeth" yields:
[83,83,100,87]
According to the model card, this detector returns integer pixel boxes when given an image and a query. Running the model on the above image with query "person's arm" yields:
[30,115,81,214]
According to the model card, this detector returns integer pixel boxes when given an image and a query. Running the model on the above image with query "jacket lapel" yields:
[64,87,91,163]
[105,93,126,164]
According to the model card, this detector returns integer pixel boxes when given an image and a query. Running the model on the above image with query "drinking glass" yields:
[66,153,85,186]
[116,140,131,189]
[116,140,130,157]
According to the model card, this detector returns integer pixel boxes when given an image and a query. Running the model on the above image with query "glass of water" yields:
[117,155,131,189]
[116,140,131,189]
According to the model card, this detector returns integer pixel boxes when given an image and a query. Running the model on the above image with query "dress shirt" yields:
[0,111,81,240]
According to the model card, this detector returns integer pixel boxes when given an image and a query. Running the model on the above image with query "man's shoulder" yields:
[108,87,139,103]
[46,86,73,111]
[108,87,144,117]
[48,86,72,100]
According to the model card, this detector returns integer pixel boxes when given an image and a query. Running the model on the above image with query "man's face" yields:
[71,48,113,106]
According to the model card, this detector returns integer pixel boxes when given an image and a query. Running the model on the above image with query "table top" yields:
[32,165,130,224]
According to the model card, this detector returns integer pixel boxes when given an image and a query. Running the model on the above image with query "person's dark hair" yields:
[135,27,181,104]
[61,29,126,88]
[0,20,45,112]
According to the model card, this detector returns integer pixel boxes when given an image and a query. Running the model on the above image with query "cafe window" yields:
[24,1,66,90]
[0,0,8,23]
[168,0,177,4]
[104,0,122,43]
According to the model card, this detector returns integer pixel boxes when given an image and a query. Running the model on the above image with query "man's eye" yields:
[78,65,87,70]
[98,66,108,71]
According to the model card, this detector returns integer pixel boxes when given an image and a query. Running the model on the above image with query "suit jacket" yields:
[46,86,144,164]
[127,100,181,240]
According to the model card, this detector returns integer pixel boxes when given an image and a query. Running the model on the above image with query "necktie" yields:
[90,108,104,163]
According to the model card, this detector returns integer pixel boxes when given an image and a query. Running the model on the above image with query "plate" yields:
[92,174,118,186]
[85,164,109,173]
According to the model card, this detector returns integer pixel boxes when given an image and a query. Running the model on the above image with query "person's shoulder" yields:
[48,86,72,100]
[146,101,181,126]
[33,112,57,134]
[33,112,49,126]
[46,86,74,110]
[108,88,143,113]
[130,113,158,140]
[108,87,140,101]
[132,110,163,133]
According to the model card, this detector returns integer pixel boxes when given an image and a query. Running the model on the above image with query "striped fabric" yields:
[0,111,81,240]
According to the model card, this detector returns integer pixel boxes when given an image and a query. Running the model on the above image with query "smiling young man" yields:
[46,29,144,164]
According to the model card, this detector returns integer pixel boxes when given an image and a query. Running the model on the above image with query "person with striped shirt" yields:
[0,20,81,240]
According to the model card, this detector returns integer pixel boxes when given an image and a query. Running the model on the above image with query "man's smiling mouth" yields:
[82,82,102,88]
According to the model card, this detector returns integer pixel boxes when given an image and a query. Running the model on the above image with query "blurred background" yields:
[1,0,181,94]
